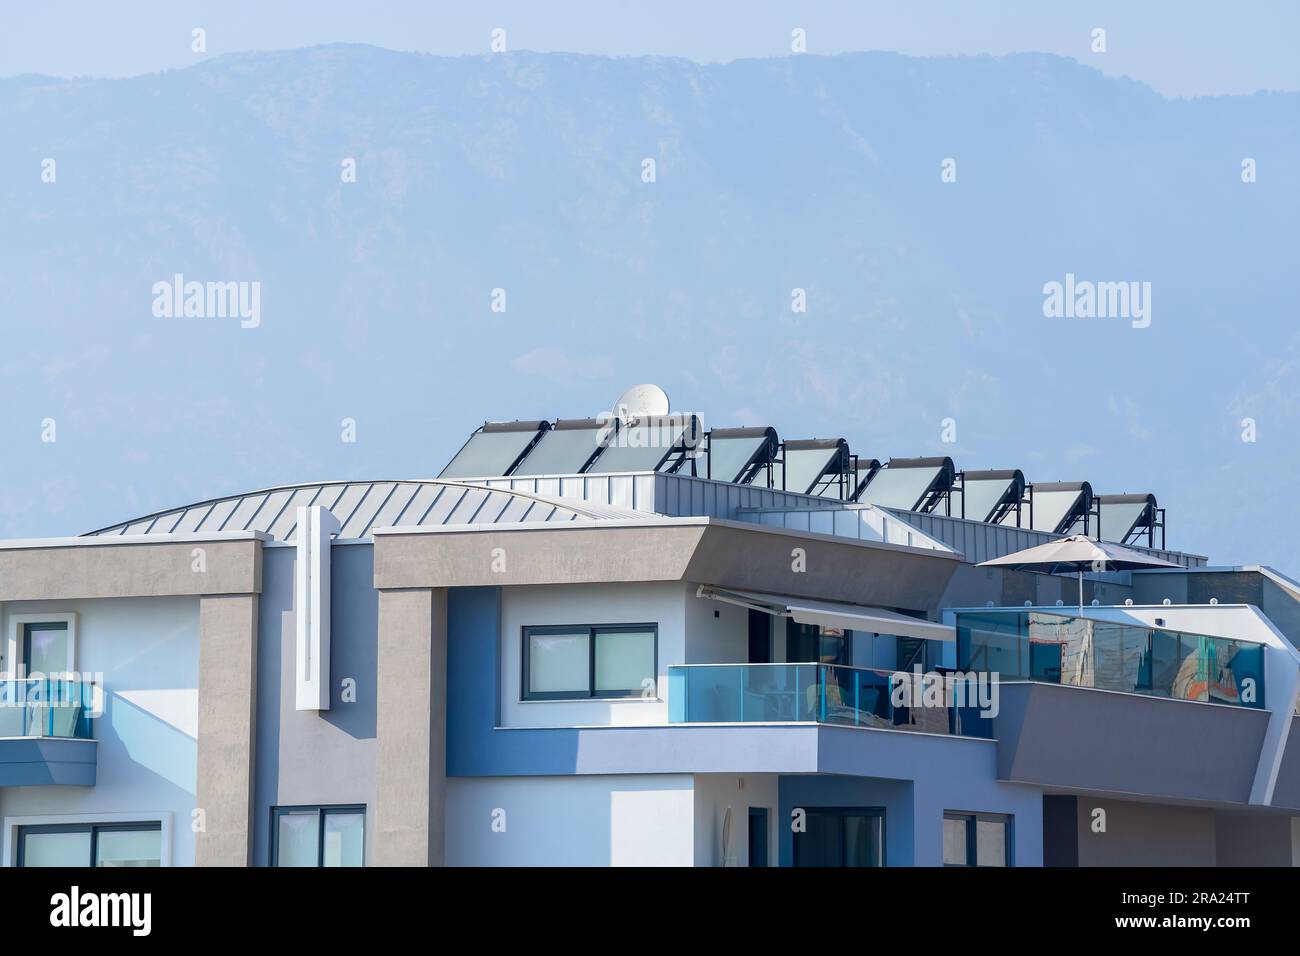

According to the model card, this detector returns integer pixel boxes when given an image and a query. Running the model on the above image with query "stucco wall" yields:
[692,772,779,866]
[445,774,695,865]
[251,542,377,866]
[499,582,686,728]
[1075,797,1217,866]
[0,596,199,866]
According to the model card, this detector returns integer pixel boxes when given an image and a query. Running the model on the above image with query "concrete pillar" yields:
[195,594,259,865]
[374,587,447,866]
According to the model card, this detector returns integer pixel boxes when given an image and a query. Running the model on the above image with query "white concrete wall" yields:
[0,597,199,866]
[500,582,687,727]
[684,589,748,664]
[446,774,696,865]
[692,773,778,867]
[500,583,789,729]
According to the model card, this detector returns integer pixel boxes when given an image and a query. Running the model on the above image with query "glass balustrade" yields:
[0,679,96,738]
[667,663,994,737]
[954,610,1265,708]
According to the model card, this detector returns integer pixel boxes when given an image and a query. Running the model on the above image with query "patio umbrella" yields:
[976,534,1181,610]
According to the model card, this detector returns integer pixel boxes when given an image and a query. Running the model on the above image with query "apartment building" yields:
[3,394,1299,866]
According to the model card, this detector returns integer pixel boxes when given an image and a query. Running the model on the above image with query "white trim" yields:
[2,810,173,867]
[295,506,339,711]
[5,612,76,679]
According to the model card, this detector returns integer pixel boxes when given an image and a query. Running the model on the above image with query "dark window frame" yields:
[521,623,658,701]
[943,811,1013,867]
[17,821,161,867]
[22,620,70,674]
[747,806,770,867]
[270,804,366,867]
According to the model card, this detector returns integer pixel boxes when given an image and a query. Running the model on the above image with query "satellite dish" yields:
[613,383,670,419]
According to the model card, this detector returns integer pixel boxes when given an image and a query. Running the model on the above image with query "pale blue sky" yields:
[2,6,1297,570]
[4,0,1298,97]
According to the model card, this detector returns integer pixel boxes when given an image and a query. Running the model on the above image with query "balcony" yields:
[667,663,994,738]
[954,609,1266,708]
[0,679,98,786]
[0,678,96,738]
[952,608,1277,804]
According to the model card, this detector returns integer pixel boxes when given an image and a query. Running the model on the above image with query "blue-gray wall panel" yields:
[0,738,97,786]
[994,682,1266,804]
[252,543,377,866]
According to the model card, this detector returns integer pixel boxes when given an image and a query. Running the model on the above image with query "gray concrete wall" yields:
[0,537,261,600]
[374,586,447,866]
[1273,716,1300,810]
[252,543,377,865]
[374,520,960,612]
[994,683,1267,805]
[196,593,259,865]
[0,537,263,866]
[1076,797,1216,866]
[1214,812,1295,865]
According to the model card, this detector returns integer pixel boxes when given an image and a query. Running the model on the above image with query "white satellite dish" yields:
[613,383,670,419]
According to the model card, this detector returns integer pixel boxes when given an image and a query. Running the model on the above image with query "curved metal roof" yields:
[83,479,649,542]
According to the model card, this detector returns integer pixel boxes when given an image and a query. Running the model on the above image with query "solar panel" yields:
[857,458,955,512]
[1096,493,1156,543]
[958,469,1025,523]
[510,418,612,476]
[440,421,551,479]
[820,457,879,500]
[778,439,850,496]
[1019,481,1093,535]
[703,427,779,483]
[848,458,881,500]
[585,414,702,474]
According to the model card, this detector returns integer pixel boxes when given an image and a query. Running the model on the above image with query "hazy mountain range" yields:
[1,45,1297,568]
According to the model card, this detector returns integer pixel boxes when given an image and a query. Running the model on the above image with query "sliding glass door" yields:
[793,807,885,866]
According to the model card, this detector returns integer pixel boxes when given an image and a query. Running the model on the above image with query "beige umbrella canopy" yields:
[977,534,1181,610]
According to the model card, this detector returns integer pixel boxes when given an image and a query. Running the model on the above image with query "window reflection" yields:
[956,611,1265,708]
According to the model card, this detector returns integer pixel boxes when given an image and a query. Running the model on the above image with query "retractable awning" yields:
[696,586,955,642]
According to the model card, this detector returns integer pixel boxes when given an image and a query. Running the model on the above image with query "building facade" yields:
[3,409,1300,867]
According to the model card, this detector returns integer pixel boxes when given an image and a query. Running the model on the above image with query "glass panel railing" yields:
[666,663,994,738]
[0,679,96,739]
[954,610,1266,708]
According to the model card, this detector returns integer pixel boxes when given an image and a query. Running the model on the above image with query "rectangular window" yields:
[527,629,590,697]
[522,624,657,700]
[943,812,1012,866]
[17,822,161,867]
[271,805,365,867]
[792,807,884,867]
[23,622,71,676]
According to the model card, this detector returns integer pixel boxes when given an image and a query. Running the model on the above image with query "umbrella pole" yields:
[1078,569,1084,612]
